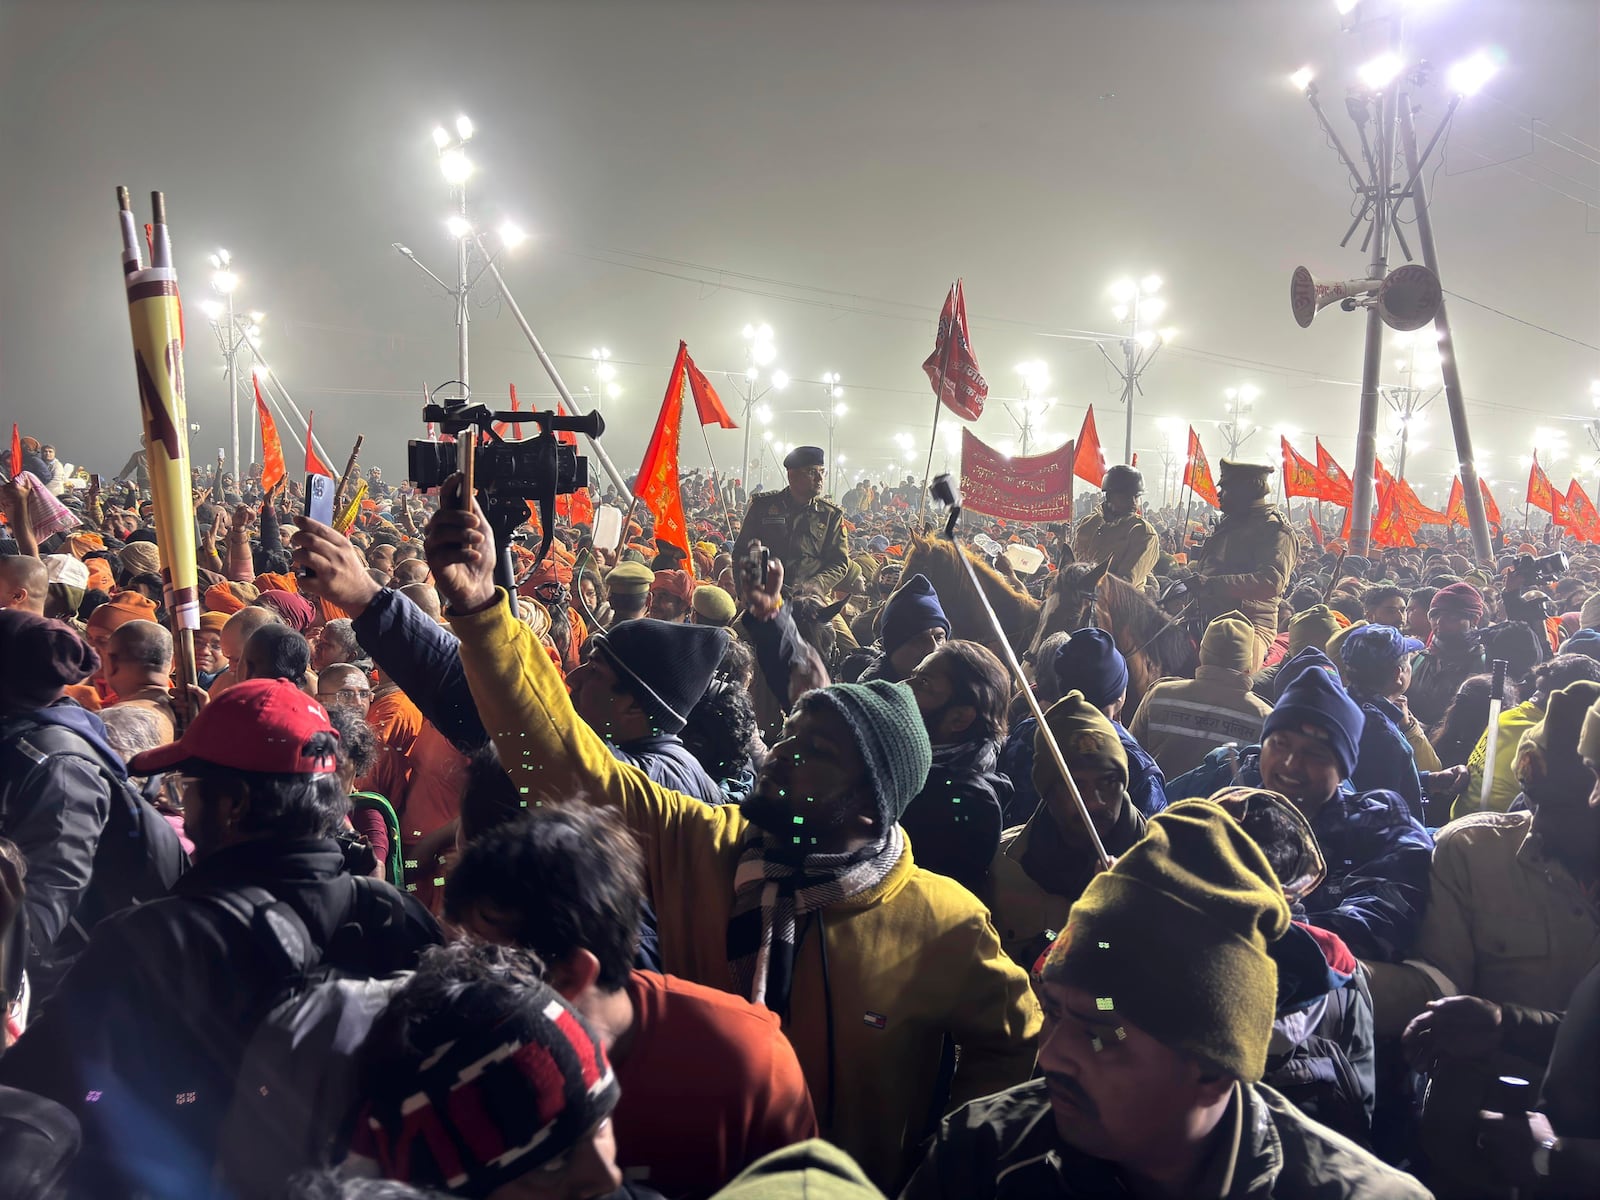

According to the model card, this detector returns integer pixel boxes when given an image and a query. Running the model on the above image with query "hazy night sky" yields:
[2,0,1596,506]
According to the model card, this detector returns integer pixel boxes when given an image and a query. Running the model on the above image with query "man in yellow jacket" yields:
[422,479,1040,1192]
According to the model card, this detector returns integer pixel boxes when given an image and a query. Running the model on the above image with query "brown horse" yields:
[1029,561,1199,715]
[902,531,1043,656]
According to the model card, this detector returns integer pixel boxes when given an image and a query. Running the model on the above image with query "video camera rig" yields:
[408,398,603,589]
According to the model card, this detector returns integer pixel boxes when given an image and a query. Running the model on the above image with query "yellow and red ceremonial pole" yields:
[117,188,200,724]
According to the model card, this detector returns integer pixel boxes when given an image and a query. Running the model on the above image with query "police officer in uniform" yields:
[732,445,848,596]
[1073,464,1160,589]
[1187,459,1297,651]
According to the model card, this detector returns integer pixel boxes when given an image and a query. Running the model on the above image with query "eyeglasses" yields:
[319,688,371,704]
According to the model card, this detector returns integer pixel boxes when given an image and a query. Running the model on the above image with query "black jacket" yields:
[0,837,440,1198]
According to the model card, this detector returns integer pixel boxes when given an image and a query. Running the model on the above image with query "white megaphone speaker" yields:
[1290,263,1441,332]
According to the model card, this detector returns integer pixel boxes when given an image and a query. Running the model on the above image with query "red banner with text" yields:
[959,428,1074,522]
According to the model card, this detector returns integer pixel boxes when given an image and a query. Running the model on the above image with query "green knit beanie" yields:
[805,681,932,828]
[1042,799,1292,1082]
[1032,691,1128,801]
[1199,610,1258,674]
[1286,604,1340,657]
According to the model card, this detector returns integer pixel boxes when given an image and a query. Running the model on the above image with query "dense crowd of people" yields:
[0,431,1597,1199]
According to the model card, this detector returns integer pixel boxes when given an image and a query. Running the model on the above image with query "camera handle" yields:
[479,492,530,594]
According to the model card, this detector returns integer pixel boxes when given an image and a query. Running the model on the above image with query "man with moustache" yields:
[904,800,1428,1200]
[732,445,849,597]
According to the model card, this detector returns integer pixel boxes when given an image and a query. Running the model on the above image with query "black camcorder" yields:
[1513,551,1568,584]
[407,399,604,585]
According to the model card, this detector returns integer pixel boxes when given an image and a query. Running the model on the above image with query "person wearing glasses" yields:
[731,445,848,599]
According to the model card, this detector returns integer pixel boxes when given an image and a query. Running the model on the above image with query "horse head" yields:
[1027,560,1108,660]
[788,592,850,673]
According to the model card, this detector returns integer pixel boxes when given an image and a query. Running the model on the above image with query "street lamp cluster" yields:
[1103,275,1178,465]
[197,249,265,478]
[1221,385,1260,458]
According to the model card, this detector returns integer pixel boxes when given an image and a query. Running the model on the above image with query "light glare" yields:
[212,270,238,294]
[1447,52,1498,97]
[771,370,791,391]
[1358,53,1404,90]
[445,214,472,239]
[1109,278,1137,303]
[455,114,474,141]
[439,149,474,185]
[432,126,451,149]
[498,220,527,249]
[1289,66,1315,91]
[200,299,223,320]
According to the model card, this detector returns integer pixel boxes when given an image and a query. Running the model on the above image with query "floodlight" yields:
[1142,296,1168,320]
[834,402,848,417]
[1447,52,1498,97]
[752,342,777,366]
[212,270,238,294]
[1334,0,1359,14]
[252,363,271,381]
[432,126,452,149]
[439,149,474,185]
[597,362,617,382]
[1111,304,1130,322]
[741,323,756,339]
[1358,53,1404,90]
[745,366,759,382]
[771,370,791,391]
[1239,384,1261,402]
[606,383,622,399]
[1289,66,1315,91]
[755,404,773,424]
[1109,278,1137,303]
[445,215,472,239]
[757,324,774,342]
[1135,330,1156,350]
[498,220,527,249]
[1140,274,1163,295]
[199,299,223,320]
[1159,327,1178,342]
[455,114,474,141]
[762,430,774,442]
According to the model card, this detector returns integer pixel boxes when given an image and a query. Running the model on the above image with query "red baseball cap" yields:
[128,677,340,776]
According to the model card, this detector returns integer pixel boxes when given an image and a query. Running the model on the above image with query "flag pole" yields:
[698,421,737,542]
[918,281,959,525]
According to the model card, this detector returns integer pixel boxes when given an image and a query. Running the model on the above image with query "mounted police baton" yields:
[930,475,1112,870]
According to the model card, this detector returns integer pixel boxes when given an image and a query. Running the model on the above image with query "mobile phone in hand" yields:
[304,474,335,525]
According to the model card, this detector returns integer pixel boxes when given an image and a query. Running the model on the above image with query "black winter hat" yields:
[590,618,728,734]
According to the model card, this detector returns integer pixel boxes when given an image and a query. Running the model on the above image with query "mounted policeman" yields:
[1185,459,1297,652]
[731,445,848,597]
[1073,463,1160,590]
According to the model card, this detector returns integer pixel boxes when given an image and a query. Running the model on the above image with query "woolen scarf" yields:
[727,823,904,1019]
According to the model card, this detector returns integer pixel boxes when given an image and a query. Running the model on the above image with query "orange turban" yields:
[85,591,158,632]
[84,557,115,595]
[253,571,298,595]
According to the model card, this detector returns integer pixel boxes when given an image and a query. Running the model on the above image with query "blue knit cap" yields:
[804,681,933,827]
[1271,646,1338,702]
[1262,666,1363,779]
[1053,627,1129,709]
[1339,624,1425,678]
[879,574,949,656]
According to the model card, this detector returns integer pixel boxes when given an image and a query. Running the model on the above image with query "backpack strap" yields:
[196,885,320,984]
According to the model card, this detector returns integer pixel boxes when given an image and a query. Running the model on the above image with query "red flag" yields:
[1552,479,1574,528]
[1480,477,1504,528]
[1527,453,1556,514]
[1280,436,1323,500]
[1395,478,1447,526]
[1309,510,1325,549]
[683,346,737,429]
[1371,479,1416,548]
[1315,440,1353,508]
[8,424,19,478]
[493,384,524,439]
[1445,477,1467,527]
[1567,480,1600,542]
[922,279,988,421]
[636,345,694,578]
[1183,426,1220,508]
[253,377,286,494]
[1074,406,1106,488]
[304,412,336,479]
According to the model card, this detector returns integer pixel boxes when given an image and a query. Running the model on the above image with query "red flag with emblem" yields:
[1480,477,1504,529]
[1315,439,1353,508]
[683,346,737,429]
[636,345,694,578]
[922,280,988,421]
[1074,406,1106,488]
[1567,479,1600,542]
[253,377,286,493]
[1395,478,1447,526]
[1527,452,1556,514]
[1445,477,1467,527]
[304,412,336,479]
[1551,478,1573,527]
[1183,426,1220,508]
[1371,479,1416,548]
[1281,436,1322,500]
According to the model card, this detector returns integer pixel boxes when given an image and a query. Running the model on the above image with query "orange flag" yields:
[1395,478,1447,526]
[1551,479,1573,527]
[683,345,737,429]
[636,345,694,578]
[1183,426,1220,508]
[1567,480,1600,542]
[1280,436,1322,500]
[1480,477,1504,529]
[304,412,336,479]
[253,376,286,493]
[1445,476,1467,527]
[1527,452,1556,514]
[1315,440,1353,508]
[552,401,595,528]
[1073,406,1105,488]
[493,384,524,439]
[1371,479,1416,548]
[8,423,20,478]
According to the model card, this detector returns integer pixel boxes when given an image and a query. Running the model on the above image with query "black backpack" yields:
[0,717,189,992]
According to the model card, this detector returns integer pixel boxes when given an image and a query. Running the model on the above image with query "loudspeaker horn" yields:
[1290,263,1442,332]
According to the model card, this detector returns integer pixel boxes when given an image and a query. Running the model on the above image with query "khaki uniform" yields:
[1191,501,1297,647]
[733,489,849,595]
[1072,506,1160,589]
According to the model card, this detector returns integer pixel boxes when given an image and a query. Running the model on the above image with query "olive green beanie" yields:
[1032,690,1129,801]
[1042,799,1292,1082]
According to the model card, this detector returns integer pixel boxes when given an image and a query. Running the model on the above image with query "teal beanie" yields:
[804,681,932,827]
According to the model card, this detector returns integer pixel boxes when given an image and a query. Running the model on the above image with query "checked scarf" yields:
[726,823,904,1019]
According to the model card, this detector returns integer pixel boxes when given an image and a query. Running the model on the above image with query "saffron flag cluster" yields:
[1526,454,1600,541]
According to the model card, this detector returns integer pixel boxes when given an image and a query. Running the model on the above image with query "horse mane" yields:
[903,531,1041,646]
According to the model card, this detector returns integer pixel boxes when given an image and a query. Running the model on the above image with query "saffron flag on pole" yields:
[1371,480,1416,548]
[1281,436,1323,500]
[1445,476,1467,527]
[1551,479,1573,528]
[636,344,694,578]
[1183,426,1220,508]
[1527,452,1556,514]
[1396,478,1447,526]
[1480,477,1504,529]
[1567,480,1600,543]
[1074,406,1106,488]
[684,346,738,429]
[553,400,595,528]
[304,412,336,479]
[922,279,988,421]
[253,376,286,494]
[8,424,20,478]
[1315,439,1353,508]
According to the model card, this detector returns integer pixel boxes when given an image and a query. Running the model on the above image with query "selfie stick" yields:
[931,474,1112,870]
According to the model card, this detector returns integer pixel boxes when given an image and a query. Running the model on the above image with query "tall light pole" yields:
[1220,385,1259,458]
[736,323,787,492]
[1010,361,1055,457]
[1100,276,1177,465]
[1155,417,1185,507]
[590,347,621,415]
[820,372,844,497]
[1385,328,1440,481]
[198,251,264,481]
